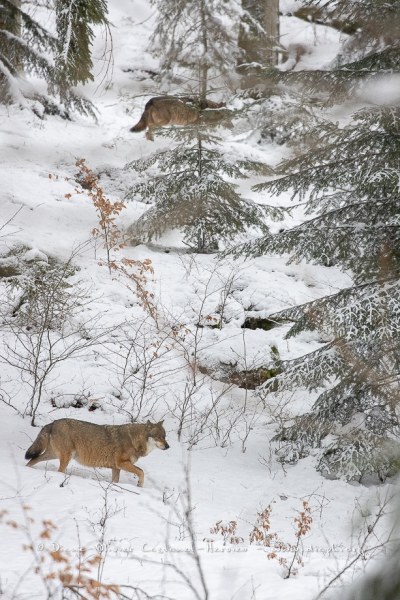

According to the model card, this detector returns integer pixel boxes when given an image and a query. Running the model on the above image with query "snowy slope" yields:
[0,1,396,599]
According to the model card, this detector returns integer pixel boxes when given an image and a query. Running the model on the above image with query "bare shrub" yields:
[209,520,243,546]
[0,250,108,424]
[104,319,177,422]
[208,500,314,578]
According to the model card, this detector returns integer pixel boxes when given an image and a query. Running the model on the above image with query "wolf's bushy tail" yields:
[25,423,52,460]
[130,111,148,132]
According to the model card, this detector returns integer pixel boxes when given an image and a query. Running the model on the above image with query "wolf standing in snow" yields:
[25,418,169,487]
[130,96,231,140]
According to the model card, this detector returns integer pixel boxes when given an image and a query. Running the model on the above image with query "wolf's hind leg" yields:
[146,128,155,141]
[58,452,72,474]
[112,468,120,483]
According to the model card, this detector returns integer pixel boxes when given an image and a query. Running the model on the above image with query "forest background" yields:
[0,0,399,599]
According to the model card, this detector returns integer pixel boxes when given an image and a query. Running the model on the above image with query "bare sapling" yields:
[248,500,313,576]
[285,500,312,578]
[72,159,158,323]
[126,462,210,600]
[0,504,120,599]
[74,158,126,275]
[170,258,250,447]
[316,492,395,598]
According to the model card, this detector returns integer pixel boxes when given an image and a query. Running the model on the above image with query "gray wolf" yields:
[130,96,232,140]
[25,418,169,487]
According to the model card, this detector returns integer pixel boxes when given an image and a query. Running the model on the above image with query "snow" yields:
[0,1,397,599]
[357,74,400,106]
[279,15,347,70]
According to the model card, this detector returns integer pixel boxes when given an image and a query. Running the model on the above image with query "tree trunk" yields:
[199,0,209,104]
[238,0,279,87]
[264,0,280,67]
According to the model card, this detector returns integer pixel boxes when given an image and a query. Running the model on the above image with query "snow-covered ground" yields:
[0,1,397,599]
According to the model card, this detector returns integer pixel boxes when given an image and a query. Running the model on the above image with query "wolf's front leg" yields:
[116,461,144,487]
[112,468,120,483]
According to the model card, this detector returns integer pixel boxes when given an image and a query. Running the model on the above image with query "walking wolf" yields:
[130,96,231,140]
[25,418,169,487]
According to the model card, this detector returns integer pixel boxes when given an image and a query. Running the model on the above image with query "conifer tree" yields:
[0,0,56,106]
[54,0,109,103]
[130,1,273,251]
[241,0,400,481]
[149,0,241,101]
[126,127,272,252]
[0,0,109,116]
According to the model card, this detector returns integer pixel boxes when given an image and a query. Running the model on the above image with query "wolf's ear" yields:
[146,420,151,427]
[158,420,164,426]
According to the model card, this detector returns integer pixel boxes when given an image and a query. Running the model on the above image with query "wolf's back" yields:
[25,423,52,460]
